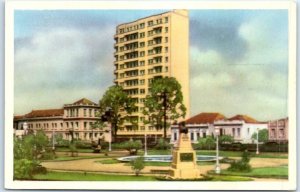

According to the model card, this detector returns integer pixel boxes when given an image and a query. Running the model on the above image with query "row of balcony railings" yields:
[116,18,168,35]
[116,30,165,44]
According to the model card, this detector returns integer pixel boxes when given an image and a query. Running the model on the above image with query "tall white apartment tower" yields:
[113,10,190,139]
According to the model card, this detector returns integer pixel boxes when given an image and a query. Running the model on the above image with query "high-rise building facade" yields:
[113,10,190,139]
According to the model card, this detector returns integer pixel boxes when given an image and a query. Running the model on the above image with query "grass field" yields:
[196,150,288,159]
[34,171,157,181]
[33,171,254,181]
[212,166,288,179]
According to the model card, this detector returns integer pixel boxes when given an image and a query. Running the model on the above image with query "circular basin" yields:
[117,155,223,162]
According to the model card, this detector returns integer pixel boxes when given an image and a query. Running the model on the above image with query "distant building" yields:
[171,113,226,144]
[13,98,110,142]
[171,113,268,144]
[214,115,268,144]
[268,117,288,142]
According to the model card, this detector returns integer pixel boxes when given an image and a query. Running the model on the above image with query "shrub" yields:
[197,136,216,150]
[41,148,56,160]
[155,138,171,150]
[14,159,38,179]
[69,143,78,157]
[119,140,143,155]
[130,156,145,176]
[227,150,252,172]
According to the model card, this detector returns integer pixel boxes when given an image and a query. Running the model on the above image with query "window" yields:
[237,128,241,137]
[61,123,63,128]
[148,20,153,26]
[84,122,87,129]
[140,79,145,85]
[140,70,145,75]
[247,128,250,135]
[140,42,145,47]
[84,109,87,117]
[165,37,168,43]
[165,67,168,72]
[66,122,69,128]
[76,122,79,128]
[165,27,168,33]
[140,89,145,94]
[140,61,145,66]
[139,32,145,38]
[174,132,177,141]
[191,132,194,141]
[89,109,92,117]
[165,17,169,23]
[165,57,169,63]
[139,23,145,29]
[165,47,168,53]
[232,128,235,136]
[140,51,145,57]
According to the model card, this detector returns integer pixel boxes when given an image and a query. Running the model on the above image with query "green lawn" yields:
[33,171,157,181]
[212,166,288,179]
[210,175,253,181]
[96,159,120,164]
[55,147,94,153]
[196,150,288,159]
[45,156,103,162]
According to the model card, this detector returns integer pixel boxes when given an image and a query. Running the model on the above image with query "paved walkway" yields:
[41,156,288,176]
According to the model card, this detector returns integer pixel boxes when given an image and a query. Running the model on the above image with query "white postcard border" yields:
[5,0,297,190]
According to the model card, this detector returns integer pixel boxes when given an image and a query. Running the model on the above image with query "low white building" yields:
[214,115,268,143]
[171,113,268,144]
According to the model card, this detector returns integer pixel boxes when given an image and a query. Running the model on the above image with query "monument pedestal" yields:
[169,133,201,179]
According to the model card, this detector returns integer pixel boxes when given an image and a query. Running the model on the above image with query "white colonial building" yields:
[214,115,268,144]
[171,113,268,144]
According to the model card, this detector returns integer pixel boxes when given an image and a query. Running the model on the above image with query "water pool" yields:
[117,155,223,162]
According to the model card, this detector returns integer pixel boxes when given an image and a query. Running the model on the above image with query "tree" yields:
[98,85,136,141]
[251,129,269,143]
[130,156,145,176]
[143,77,186,140]
[219,135,234,144]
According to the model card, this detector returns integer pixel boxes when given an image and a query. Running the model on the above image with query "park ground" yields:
[31,149,289,181]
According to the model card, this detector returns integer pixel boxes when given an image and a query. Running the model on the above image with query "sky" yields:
[14,9,288,121]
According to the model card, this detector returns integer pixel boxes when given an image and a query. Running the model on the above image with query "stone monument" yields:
[169,122,201,179]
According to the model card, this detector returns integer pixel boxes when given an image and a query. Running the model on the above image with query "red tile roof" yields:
[14,115,25,120]
[186,113,226,124]
[25,109,64,118]
[228,115,258,123]
[73,98,96,105]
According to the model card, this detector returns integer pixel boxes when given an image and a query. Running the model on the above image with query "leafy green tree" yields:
[143,77,186,139]
[130,156,145,176]
[251,129,269,143]
[219,135,234,144]
[98,85,136,141]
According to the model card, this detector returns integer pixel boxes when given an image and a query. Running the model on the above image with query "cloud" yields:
[14,25,115,114]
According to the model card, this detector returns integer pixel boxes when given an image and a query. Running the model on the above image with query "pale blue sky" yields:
[14,10,288,121]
